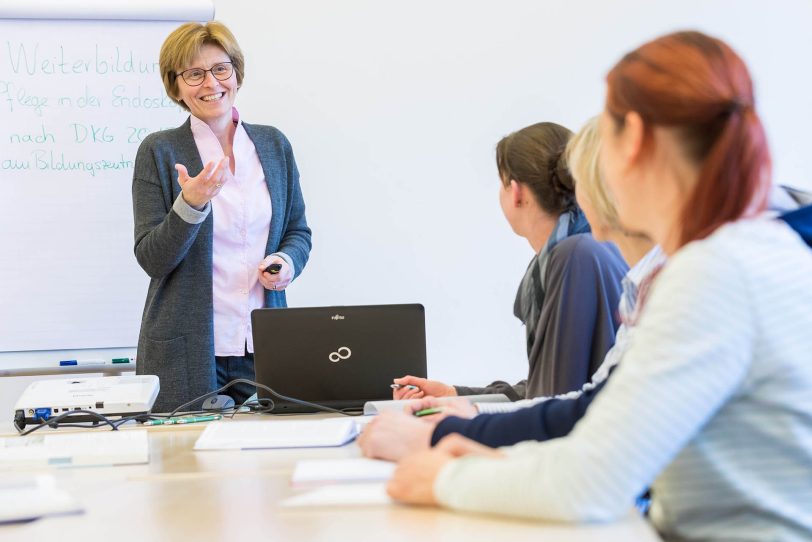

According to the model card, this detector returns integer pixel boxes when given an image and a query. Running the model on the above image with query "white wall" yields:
[215,0,812,388]
[3,0,811,415]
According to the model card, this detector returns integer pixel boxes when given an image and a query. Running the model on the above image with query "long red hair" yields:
[606,31,771,248]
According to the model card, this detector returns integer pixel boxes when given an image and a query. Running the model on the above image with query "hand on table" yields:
[406,396,478,422]
[386,434,504,505]
[392,375,457,400]
[357,411,435,461]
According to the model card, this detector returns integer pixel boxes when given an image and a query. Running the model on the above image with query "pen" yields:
[390,384,419,390]
[414,407,444,417]
[143,415,222,426]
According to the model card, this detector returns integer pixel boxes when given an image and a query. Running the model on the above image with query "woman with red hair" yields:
[384,31,812,541]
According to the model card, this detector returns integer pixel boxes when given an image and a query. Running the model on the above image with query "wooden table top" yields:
[0,416,662,542]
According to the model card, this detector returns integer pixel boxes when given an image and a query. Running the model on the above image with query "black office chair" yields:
[779,204,812,248]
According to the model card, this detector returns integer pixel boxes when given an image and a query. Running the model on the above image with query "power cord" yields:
[14,409,151,436]
[167,378,363,418]
[15,378,363,436]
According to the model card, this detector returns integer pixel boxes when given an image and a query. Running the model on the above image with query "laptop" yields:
[251,304,427,413]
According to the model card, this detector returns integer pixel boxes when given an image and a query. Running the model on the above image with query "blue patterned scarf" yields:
[513,208,591,355]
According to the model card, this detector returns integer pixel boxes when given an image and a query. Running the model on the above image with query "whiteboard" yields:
[0,1,212,364]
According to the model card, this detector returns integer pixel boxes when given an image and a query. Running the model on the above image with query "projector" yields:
[13,375,159,429]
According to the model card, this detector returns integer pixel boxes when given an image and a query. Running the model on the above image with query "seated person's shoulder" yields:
[671,219,809,281]
[550,234,625,271]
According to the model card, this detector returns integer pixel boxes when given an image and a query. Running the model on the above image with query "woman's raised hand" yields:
[176,156,231,209]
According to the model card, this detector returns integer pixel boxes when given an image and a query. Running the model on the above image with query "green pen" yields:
[143,414,222,426]
[414,407,444,417]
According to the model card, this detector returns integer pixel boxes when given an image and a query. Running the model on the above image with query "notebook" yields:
[193,418,358,451]
[251,304,427,413]
[281,483,392,508]
[0,475,82,524]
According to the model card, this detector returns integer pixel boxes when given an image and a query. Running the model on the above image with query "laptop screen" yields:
[251,304,427,413]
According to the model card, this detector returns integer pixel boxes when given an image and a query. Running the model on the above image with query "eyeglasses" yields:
[176,62,234,86]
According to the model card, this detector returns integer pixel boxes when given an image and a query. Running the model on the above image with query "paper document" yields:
[0,429,149,469]
[292,458,395,487]
[353,415,376,430]
[282,483,392,507]
[0,475,83,524]
[194,418,358,451]
[363,393,510,415]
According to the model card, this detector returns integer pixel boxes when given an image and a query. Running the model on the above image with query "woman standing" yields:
[133,22,311,411]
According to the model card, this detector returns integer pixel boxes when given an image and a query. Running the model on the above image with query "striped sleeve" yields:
[434,241,754,521]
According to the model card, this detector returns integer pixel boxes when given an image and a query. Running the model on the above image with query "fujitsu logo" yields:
[329,347,351,363]
[331,314,345,320]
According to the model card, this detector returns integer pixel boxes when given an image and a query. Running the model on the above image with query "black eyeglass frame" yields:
[175,62,234,86]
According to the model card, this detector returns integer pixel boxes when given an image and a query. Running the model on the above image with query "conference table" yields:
[1,415,663,541]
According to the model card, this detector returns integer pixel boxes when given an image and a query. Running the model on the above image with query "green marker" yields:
[143,414,221,426]
[414,407,444,417]
[111,357,132,364]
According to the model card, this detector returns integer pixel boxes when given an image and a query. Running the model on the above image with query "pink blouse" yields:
[190,108,271,356]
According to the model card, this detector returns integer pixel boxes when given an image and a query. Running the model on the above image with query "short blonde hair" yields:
[159,21,245,111]
[565,116,620,230]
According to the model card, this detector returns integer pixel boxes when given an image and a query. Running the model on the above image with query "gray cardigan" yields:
[456,234,626,400]
[132,118,312,412]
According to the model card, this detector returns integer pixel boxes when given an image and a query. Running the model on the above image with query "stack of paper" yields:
[0,430,149,469]
[194,418,358,451]
[292,458,396,487]
[282,483,392,507]
[0,475,82,524]
[283,457,397,507]
[363,393,510,415]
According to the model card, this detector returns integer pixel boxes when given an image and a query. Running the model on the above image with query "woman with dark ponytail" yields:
[392,122,628,401]
[385,31,812,542]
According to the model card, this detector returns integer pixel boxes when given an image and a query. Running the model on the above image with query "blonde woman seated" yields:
[359,117,660,460]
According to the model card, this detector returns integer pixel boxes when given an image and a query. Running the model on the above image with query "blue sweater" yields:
[433,365,614,447]
[781,204,812,247]
[432,207,812,449]
[455,235,627,399]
